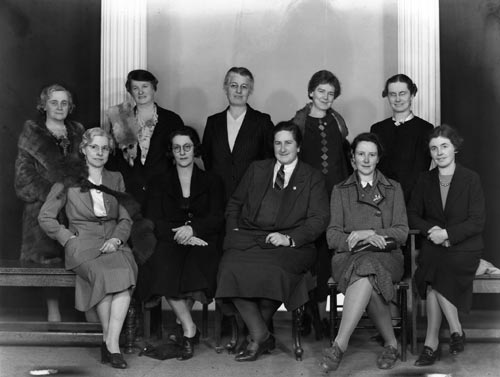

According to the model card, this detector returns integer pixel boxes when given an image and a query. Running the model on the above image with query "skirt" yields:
[73,249,137,312]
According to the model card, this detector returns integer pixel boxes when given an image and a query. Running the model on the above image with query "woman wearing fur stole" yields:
[104,69,184,209]
[14,84,85,321]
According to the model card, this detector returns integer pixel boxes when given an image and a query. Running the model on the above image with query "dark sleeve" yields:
[259,114,275,160]
[446,172,486,246]
[144,179,176,240]
[190,174,225,238]
[201,118,214,171]
[411,122,434,181]
[287,170,330,247]
[225,163,255,231]
[407,173,436,233]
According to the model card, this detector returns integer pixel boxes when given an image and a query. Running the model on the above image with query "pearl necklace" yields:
[439,180,451,187]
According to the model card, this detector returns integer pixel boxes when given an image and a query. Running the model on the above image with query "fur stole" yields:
[105,101,139,165]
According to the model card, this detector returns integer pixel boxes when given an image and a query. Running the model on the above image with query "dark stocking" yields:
[233,298,269,343]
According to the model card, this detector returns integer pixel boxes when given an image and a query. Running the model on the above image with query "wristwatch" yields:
[115,239,123,246]
[285,235,296,248]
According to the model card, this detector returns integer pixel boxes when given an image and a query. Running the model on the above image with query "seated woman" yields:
[216,121,330,362]
[38,128,138,369]
[321,133,409,372]
[408,125,485,366]
[137,126,225,360]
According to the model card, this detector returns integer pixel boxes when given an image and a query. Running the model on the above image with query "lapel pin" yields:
[293,186,297,190]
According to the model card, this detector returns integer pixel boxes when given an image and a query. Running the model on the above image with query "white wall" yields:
[147,0,398,140]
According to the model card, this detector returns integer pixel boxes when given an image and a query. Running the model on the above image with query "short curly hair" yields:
[79,127,115,154]
[429,124,464,151]
[307,70,341,100]
[167,126,202,159]
[350,132,384,158]
[36,84,75,114]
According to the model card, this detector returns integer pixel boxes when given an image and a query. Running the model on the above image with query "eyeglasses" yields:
[87,144,111,153]
[172,143,194,154]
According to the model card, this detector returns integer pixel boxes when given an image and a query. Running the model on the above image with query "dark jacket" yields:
[15,119,85,263]
[145,165,225,243]
[225,159,330,250]
[407,164,485,252]
[202,105,274,202]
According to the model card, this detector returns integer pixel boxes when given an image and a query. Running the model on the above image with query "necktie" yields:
[275,164,285,190]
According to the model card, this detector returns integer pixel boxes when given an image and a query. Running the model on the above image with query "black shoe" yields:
[234,335,275,362]
[414,345,441,366]
[109,352,127,369]
[450,331,465,355]
[169,325,200,345]
[177,335,195,360]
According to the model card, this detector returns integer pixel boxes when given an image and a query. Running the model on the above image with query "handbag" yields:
[351,237,398,253]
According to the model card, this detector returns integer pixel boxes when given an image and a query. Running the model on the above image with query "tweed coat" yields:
[202,105,274,203]
[15,119,85,263]
[407,164,485,310]
[38,170,133,270]
[327,171,409,301]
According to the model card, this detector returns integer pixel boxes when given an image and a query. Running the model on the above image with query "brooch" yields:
[373,194,382,202]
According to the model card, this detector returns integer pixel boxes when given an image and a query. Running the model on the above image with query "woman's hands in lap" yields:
[100,238,121,253]
[347,230,376,251]
[265,232,290,247]
[172,225,194,244]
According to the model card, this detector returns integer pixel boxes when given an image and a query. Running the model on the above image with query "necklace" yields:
[439,180,451,187]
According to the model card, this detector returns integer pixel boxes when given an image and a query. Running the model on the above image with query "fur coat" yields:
[15,119,84,263]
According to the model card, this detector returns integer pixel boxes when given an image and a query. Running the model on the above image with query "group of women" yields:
[14,68,485,372]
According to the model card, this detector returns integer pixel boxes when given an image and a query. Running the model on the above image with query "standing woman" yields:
[408,125,485,366]
[39,128,138,369]
[15,84,85,322]
[291,70,351,332]
[371,74,434,202]
[137,126,225,360]
[202,67,274,203]
[105,69,184,208]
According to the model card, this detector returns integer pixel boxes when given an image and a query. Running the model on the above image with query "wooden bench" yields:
[0,259,136,353]
[409,233,500,353]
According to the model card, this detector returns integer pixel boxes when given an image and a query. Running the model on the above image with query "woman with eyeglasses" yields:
[15,84,85,322]
[137,126,225,360]
[38,127,138,369]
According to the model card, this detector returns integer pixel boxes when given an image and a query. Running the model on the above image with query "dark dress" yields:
[106,105,184,208]
[370,116,434,202]
[15,119,85,263]
[291,106,351,300]
[327,171,408,302]
[216,159,329,310]
[407,165,485,312]
[202,105,274,203]
[136,166,225,301]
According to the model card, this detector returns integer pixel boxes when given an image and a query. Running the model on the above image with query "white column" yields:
[398,0,440,126]
[100,0,147,125]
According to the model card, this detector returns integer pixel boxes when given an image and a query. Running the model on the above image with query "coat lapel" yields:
[429,168,446,219]
[249,160,275,221]
[275,161,307,225]
[443,164,464,216]
[232,106,255,156]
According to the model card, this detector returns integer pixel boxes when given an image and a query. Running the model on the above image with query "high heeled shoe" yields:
[234,334,275,362]
[320,342,344,372]
[177,335,195,360]
[169,325,200,345]
[236,336,275,357]
[101,343,127,369]
[376,345,399,369]
[414,345,441,366]
[450,331,465,355]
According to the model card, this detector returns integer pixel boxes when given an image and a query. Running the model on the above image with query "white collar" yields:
[392,112,414,126]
